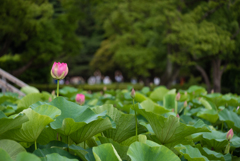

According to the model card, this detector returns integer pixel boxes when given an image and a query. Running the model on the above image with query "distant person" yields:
[131,77,137,84]
[103,76,112,84]
[154,77,160,85]
[94,70,102,84]
[88,76,96,85]
[115,71,123,83]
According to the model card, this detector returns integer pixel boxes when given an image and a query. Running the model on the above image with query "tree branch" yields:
[195,65,211,92]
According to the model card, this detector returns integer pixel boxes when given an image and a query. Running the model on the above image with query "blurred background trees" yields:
[0,0,240,93]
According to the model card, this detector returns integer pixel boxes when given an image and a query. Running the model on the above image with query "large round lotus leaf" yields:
[219,109,240,132]
[92,104,147,143]
[137,107,209,148]
[127,141,180,161]
[20,86,39,95]
[196,144,229,161]
[98,136,129,160]
[34,148,79,160]
[191,130,240,150]
[0,139,26,160]
[17,93,43,111]
[0,113,28,135]
[43,153,78,161]
[0,106,60,142]
[197,109,219,123]
[70,117,112,144]
[16,152,41,161]
[149,86,169,102]
[37,127,58,145]
[163,93,177,112]
[0,149,14,161]
[174,144,209,161]
[140,99,169,115]
[199,98,215,110]
[49,97,107,136]
[134,92,148,102]
[187,86,207,95]
[93,143,121,161]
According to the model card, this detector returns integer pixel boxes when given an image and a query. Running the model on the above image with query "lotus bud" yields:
[76,94,85,105]
[51,62,68,80]
[226,129,234,141]
[184,101,187,108]
[131,88,135,99]
[172,109,174,112]
[176,92,180,101]
[211,89,214,94]
[237,106,239,111]
[103,86,107,91]
[184,91,187,96]
[176,114,180,119]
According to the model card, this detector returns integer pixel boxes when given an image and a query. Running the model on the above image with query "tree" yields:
[164,0,240,92]
[0,0,81,81]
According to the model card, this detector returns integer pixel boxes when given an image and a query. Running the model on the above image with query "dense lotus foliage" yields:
[1,85,240,161]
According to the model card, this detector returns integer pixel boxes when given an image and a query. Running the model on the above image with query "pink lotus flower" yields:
[131,88,135,99]
[51,62,68,79]
[237,106,239,111]
[176,114,180,118]
[76,94,85,105]
[226,129,234,141]
[184,101,188,108]
[176,92,180,101]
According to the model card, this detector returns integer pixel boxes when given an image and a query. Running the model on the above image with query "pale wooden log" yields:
[0,68,28,87]
[0,79,26,96]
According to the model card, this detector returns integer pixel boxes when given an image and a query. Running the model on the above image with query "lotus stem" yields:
[67,135,69,152]
[35,140,37,150]
[57,79,60,97]
[133,99,138,141]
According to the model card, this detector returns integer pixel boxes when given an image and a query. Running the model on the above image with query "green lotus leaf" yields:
[219,109,240,132]
[199,98,215,110]
[174,144,209,161]
[196,144,229,161]
[163,94,177,112]
[43,153,79,161]
[98,136,129,161]
[149,86,169,102]
[127,141,180,161]
[187,86,207,95]
[20,86,40,95]
[137,108,210,148]
[70,117,112,144]
[37,126,58,145]
[0,139,26,160]
[49,97,107,136]
[140,99,169,115]
[93,143,121,161]
[17,93,44,111]
[0,149,13,161]
[0,113,28,135]
[121,134,147,146]
[15,152,41,161]
[134,92,148,103]
[92,104,147,143]
[0,105,60,142]
[191,130,240,150]
[141,87,150,95]
[196,109,219,123]
[34,148,79,160]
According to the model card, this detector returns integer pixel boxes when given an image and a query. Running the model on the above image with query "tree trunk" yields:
[195,65,211,92]
[212,58,226,93]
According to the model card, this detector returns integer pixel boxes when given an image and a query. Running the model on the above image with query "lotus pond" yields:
[1,85,240,161]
